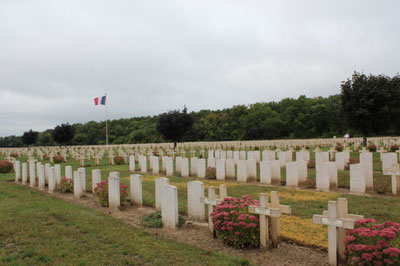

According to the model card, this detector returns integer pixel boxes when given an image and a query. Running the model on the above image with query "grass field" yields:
[0,171,250,265]
[2,149,400,250]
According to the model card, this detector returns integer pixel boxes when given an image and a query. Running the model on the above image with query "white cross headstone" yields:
[248,193,280,250]
[313,199,363,265]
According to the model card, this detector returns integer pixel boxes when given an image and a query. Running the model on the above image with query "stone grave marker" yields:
[187,181,205,221]
[237,160,248,182]
[129,155,135,172]
[29,161,36,187]
[313,199,363,265]
[248,193,280,250]
[197,158,206,178]
[48,167,56,193]
[216,159,226,180]
[73,170,83,198]
[286,162,299,187]
[190,157,198,176]
[155,177,169,210]
[130,174,142,206]
[108,172,121,209]
[38,164,45,189]
[350,164,366,193]
[161,185,179,229]
[22,162,28,184]
[92,169,101,192]
[225,159,235,179]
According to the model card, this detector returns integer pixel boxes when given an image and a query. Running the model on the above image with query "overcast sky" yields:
[1,0,399,137]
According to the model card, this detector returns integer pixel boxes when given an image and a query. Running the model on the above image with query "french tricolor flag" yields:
[94,96,106,105]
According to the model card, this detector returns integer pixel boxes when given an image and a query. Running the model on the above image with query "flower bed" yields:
[0,160,14,173]
[114,156,125,165]
[346,218,400,265]
[60,177,73,193]
[211,195,260,249]
[54,155,65,163]
[94,180,128,207]
[206,167,216,179]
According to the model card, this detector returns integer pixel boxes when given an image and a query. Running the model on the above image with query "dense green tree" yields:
[21,129,38,148]
[341,72,394,136]
[0,135,23,147]
[157,107,194,149]
[52,123,75,146]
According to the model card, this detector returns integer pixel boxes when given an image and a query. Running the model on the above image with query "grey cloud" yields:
[0,0,399,136]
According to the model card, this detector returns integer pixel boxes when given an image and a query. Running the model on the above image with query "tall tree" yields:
[157,107,194,149]
[341,72,392,136]
[52,123,75,146]
[21,129,38,148]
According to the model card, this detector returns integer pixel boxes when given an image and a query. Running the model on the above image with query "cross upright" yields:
[248,193,280,250]
[387,164,400,195]
[313,199,363,266]
[200,185,229,234]
[266,191,291,247]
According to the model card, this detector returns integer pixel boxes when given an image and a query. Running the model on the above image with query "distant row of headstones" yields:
[130,148,400,195]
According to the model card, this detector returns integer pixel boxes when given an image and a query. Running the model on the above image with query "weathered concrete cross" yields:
[248,193,280,250]
[387,163,400,195]
[200,184,230,234]
[266,191,291,247]
[313,198,363,266]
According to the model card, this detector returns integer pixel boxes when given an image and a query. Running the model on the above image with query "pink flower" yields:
[344,236,355,244]
[356,218,376,226]
[249,216,258,221]
[376,240,390,248]
[361,253,373,261]
[372,251,382,259]
[383,259,393,265]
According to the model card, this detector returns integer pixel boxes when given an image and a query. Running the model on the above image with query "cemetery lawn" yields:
[4,152,400,250]
[0,174,250,266]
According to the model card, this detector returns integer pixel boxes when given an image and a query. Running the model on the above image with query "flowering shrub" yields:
[206,167,216,179]
[94,180,128,207]
[60,177,73,193]
[346,218,400,265]
[53,155,65,163]
[210,195,260,249]
[345,158,360,170]
[0,160,14,173]
[367,144,377,152]
[335,143,344,152]
[390,145,399,152]
[114,156,125,165]
[10,153,19,158]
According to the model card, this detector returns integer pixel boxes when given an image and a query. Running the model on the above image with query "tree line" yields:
[1,72,399,147]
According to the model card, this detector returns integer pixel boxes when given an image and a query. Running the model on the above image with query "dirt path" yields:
[37,187,329,266]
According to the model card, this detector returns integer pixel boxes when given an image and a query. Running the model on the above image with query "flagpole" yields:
[104,93,109,146]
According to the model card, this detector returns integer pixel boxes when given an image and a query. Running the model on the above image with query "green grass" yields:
[0,174,250,266]
[4,151,400,223]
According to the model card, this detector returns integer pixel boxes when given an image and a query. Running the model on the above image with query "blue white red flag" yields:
[94,96,106,105]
